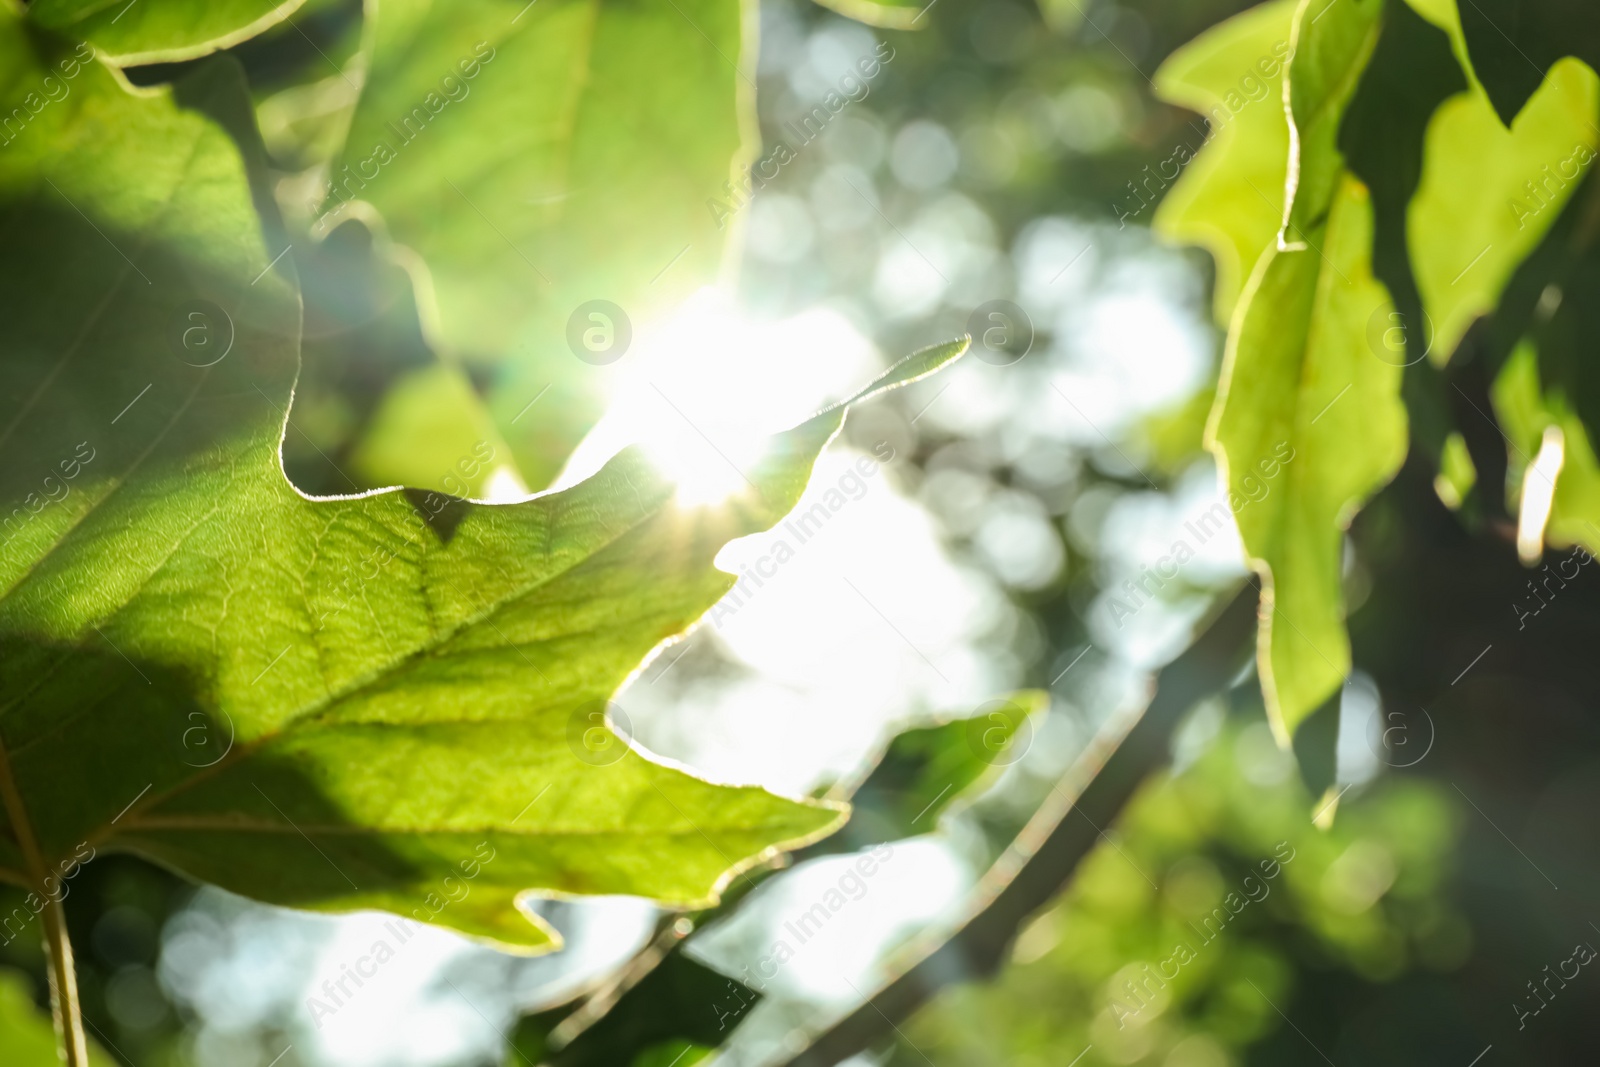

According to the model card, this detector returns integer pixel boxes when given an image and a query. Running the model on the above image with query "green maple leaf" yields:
[0,11,965,976]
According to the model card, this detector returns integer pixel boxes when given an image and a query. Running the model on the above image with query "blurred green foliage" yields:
[894,712,1462,1066]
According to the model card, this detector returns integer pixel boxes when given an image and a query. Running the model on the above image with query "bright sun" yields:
[640,413,768,507]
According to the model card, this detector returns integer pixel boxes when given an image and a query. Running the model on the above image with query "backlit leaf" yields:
[809,0,925,31]
[1454,0,1600,124]
[1338,0,1465,368]
[328,0,752,480]
[347,362,519,499]
[0,14,966,955]
[1491,340,1600,556]
[1153,0,1299,322]
[1207,0,1406,741]
[1403,2,1600,364]
[811,691,1046,851]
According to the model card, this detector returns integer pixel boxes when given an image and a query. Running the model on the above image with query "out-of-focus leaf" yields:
[347,363,520,498]
[335,0,746,358]
[1338,0,1465,365]
[278,219,444,496]
[0,13,966,956]
[279,215,519,503]
[1455,0,1600,124]
[1522,218,1600,440]
[1468,119,1600,499]
[1291,692,1339,801]
[812,691,1047,852]
[330,0,751,477]
[810,0,924,30]
[1434,431,1478,510]
[1492,340,1600,556]
[1036,0,1085,35]
[0,969,112,1066]
[1153,0,1298,322]
[1208,0,1404,742]
[1405,18,1598,364]
[29,0,307,64]
[631,1043,715,1067]
[517,951,757,1067]
[486,373,607,494]
[1334,0,1466,478]
[258,73,360,174]
[1139,385,1217,476]
[232,0,365,106]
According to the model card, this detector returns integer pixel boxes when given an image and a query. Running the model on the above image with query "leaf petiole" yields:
[40,889,89,1067]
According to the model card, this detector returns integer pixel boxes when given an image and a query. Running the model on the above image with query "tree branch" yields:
[776,585,1259,1067]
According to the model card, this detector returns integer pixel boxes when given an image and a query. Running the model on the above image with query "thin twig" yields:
[774,586,1258,1067]
[0,732,90,1065]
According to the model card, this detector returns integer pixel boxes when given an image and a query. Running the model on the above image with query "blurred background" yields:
[6,0,1600,1064]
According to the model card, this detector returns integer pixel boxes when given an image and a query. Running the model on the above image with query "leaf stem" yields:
[0,736,88,1066]
[41,889,90,1067]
